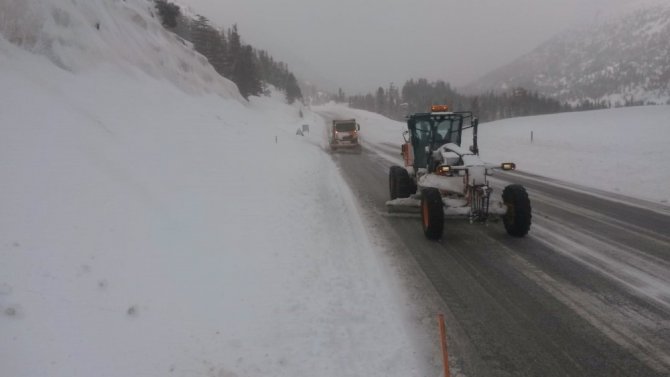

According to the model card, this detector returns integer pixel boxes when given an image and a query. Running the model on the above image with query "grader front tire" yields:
[421,188,444,240]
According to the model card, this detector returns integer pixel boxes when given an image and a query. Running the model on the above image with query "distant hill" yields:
[464,2,670,106]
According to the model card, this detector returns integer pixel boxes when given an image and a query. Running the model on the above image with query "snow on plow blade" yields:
[386,196,508,217]
[386,197,421,213]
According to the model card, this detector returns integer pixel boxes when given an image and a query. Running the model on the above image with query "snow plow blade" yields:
[386,197,421,213]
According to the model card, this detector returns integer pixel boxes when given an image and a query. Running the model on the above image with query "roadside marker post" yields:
[438,314,451,377]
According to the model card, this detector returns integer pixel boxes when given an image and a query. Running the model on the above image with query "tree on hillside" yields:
[154,0,180,29]
[470,96,480,116]
[284,73,302,104]
[172,13,192,40]
[336,88,346,103]
[227,24,242,69]
[191,17,216,59]
[387,82,401,118]
[375,87,386,114]
[155,9,302,104]
[252,49,302,101]
[233,45,262,99]
[189,16,229,77]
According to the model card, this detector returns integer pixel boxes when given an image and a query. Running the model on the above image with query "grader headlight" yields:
[436,165,452,175]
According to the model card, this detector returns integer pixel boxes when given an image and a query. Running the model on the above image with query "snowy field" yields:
[0,1,430,377]
[315,103,670,204]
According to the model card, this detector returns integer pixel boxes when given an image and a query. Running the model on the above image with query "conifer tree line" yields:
[154,0,302,103]
[346,79,609,123]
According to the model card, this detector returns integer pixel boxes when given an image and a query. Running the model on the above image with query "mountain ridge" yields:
[463,2,670,106]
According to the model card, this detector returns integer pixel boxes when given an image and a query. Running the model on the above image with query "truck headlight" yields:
[501,162,516,171]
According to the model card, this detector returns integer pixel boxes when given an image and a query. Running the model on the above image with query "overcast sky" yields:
[178,0,640,93]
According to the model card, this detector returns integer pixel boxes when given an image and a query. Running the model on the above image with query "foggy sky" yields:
[178,0,637,94]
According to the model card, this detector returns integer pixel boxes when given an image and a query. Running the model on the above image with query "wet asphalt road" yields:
[330,142,670,377]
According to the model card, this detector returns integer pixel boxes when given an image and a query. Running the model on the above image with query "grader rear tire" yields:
[389,166,412,199]
[502,184,532,237]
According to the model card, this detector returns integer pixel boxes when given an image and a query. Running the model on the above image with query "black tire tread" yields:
[421,187,444,240]
[502,184,532,237]
[389,166,413,199]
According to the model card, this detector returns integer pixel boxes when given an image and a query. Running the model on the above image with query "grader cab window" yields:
[411,120,432,168]
[410,115,464,169]
[433,118,462,146]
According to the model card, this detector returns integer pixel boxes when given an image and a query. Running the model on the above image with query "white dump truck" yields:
[329,119,361,153]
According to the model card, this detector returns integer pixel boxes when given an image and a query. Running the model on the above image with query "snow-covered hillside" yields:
[0,1,431,377]
[0,0,243,99]
[316,103,670,204]
[464,2,670,106]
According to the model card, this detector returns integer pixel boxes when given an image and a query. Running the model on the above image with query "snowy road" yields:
[331,142,670,376]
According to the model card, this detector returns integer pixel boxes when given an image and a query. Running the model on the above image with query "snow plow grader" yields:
[387,105,531,240]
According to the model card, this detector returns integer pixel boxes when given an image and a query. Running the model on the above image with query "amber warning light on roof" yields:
[431,105,449,112]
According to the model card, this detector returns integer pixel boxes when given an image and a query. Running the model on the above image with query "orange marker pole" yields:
[438,314,451,377]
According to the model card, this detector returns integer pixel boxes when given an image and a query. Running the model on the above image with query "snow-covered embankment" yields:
[0,1,426,376]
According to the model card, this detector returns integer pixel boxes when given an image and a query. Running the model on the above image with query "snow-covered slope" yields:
[0,1,431,377]
[464,2,670,106]
[0,0,243,99]
[317,103,670,204]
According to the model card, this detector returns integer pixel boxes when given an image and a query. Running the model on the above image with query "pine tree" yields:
[191,16,215,59]
[173,14,192,41]
[284,73,302,104]
[212,29,228,76]
[155,10,301,104]
[227,24,242,72]
[337,88,346,103]
[375,87,385,114]
[233,45,262,99]
[387,82,400,119]
[154,0,180,29]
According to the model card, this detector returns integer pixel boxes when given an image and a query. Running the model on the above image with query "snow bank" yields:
[0,1,425,377]
[474,106,670,204]
[315,103,670,204]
